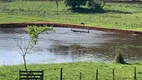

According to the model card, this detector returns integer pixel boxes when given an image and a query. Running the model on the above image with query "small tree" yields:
[14,25,53,71]
[114,46,127,64]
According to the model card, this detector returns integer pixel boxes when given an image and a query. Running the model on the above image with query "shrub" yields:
[87,0,105,12]
[64,0,105,11]
[64,0,87,9]
[114,46,127,64]
[114,53,127,64]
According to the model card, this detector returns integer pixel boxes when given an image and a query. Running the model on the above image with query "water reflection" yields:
[0,27,142,65]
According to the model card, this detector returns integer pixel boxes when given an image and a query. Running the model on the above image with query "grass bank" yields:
[0,1,142,31]
[0,62,142,80]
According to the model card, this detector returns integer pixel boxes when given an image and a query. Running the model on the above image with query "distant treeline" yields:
[105,0,142,2]
[21,0,63,1]
[105,0,142,3]
[0,0,142,3]
[0,0,63,2]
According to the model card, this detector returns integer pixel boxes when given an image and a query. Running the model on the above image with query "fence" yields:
[59,67,140,80]
[19,70,44,80]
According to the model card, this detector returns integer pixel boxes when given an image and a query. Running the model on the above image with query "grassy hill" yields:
[0,1,142,31]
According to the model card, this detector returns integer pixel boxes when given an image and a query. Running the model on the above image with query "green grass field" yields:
[0,62,142,80]
[0,1,142,31]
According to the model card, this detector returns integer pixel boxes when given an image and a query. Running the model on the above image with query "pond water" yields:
[0,27,142,65]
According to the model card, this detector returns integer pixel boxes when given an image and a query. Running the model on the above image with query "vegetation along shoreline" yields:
[0,22,142,35]
[0,1,142,33]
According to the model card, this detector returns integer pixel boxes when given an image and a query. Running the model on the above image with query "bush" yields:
[88,0,105,11]
[64,0,87,9]
[114,53,127,64]
[64,0,105,12]
[114,46,127,64]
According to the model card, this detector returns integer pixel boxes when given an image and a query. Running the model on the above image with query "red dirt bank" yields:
[0,22,141,35]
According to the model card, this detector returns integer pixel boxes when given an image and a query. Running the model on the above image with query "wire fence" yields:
[59,67,141,80]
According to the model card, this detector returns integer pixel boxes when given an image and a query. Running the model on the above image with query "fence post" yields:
[80,72,82,80]
[112,69,115,80]
[96,69,99,80]
[134,67,137,80]
[60,68,62,80]
[42,70,44,80]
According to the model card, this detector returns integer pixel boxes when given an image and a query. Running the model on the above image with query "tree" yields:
[64,0,87,9]
[64,0,105,11]
[14,25,53,71]
[114,46,127,64]
[88,0,105,10]
[115,53,127,64]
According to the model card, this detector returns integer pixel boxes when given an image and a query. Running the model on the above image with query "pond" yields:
[0,27,142,65]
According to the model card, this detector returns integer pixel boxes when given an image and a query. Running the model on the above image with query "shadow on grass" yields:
[68,7,132,14]
[68,8,105,14]
[105,10,132,14]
